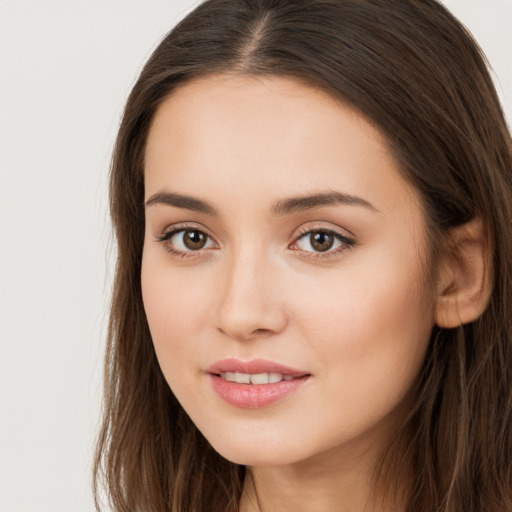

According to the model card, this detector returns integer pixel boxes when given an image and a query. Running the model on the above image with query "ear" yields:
[435,218,492,328]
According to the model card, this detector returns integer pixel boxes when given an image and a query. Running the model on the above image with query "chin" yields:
[215,445,300,467]
[202,427,321,467]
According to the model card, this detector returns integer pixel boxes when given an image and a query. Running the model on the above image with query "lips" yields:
[207,358,311,409]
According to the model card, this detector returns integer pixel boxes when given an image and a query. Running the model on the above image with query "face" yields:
[141,75,436,468]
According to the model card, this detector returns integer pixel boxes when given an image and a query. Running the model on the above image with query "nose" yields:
[215,248,288,342]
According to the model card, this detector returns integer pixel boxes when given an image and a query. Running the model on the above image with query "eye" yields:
[291,228,355,255]
[156,227,217,255]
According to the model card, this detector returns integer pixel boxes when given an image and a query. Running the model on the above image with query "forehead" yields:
[144,74,422,222]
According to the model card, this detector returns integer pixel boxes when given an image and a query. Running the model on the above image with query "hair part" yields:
[94,1,512,511]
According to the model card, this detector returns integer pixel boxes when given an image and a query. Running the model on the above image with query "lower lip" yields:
[209,374,309,409]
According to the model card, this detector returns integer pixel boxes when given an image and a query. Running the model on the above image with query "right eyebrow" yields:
[144,192,217,215]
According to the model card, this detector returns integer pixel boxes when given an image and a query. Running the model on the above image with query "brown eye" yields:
[183,230,207,250]
[293,228,355,255]
[309,232,334,252]
[158,227,216,253]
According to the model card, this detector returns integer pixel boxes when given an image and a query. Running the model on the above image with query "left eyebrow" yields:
[271,191,379,215]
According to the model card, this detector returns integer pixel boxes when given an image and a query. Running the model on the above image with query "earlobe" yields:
[435,218,493,328]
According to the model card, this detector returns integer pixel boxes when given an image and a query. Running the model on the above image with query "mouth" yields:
[215,371,300,384]
[207,359,311,408]
[207,357,310,381]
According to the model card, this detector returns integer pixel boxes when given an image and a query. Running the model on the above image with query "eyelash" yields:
[154,223,217,259]
[291,227,356,260]
[154,223,356,260]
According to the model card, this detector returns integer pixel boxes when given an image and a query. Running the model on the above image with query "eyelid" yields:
[293,222,355,239]
[155,221,217,241]
[154,222,219,257]
[289,223,357,257]
[153,221,355,259]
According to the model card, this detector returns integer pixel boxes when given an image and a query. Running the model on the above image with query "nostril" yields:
[253,328,271,335]
[216,325,275,342]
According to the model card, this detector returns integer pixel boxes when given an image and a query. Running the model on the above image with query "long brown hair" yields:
[93,1,512,510]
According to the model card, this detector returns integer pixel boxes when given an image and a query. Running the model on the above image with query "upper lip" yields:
[207,358,310,377]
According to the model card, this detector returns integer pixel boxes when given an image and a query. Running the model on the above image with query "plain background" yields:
[0,1,510,511]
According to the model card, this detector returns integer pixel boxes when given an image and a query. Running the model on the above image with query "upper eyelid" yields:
[159,222,216,238]
[154,221,355,247]
[292,222,355,240]
[155,225,218,257]
[292,228,355,247]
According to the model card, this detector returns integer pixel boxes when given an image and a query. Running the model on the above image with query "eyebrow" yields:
[145,192,217,215]
[271,191,379,215]
[144,190,379,215]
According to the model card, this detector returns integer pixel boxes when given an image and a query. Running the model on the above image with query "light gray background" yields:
[0,1,510,511]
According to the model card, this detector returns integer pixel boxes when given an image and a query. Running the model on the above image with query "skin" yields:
[141,75,437,512]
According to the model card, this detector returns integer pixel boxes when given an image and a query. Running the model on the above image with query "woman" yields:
[93,1,512,511]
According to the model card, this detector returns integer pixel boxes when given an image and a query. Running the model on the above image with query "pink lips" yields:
[207,358,310,409]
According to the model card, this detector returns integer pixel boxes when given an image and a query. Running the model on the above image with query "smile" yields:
[219,372,295,384]
[207,359,311,409]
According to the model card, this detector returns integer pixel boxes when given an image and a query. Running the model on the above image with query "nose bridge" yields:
[216,243,286,340]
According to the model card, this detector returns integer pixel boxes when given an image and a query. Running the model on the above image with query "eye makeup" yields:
[154,220,357,261]
[291,228,356,259]
[154,222,219,259]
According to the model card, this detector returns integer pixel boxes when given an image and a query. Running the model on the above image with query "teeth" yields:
[219,372,293,384]
[268,372,283,383]
[250,373,269,384]
[235,372,250,384]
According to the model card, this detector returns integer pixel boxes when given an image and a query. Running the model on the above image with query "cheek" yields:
[292,251,434,403]
[140,252,211,372]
